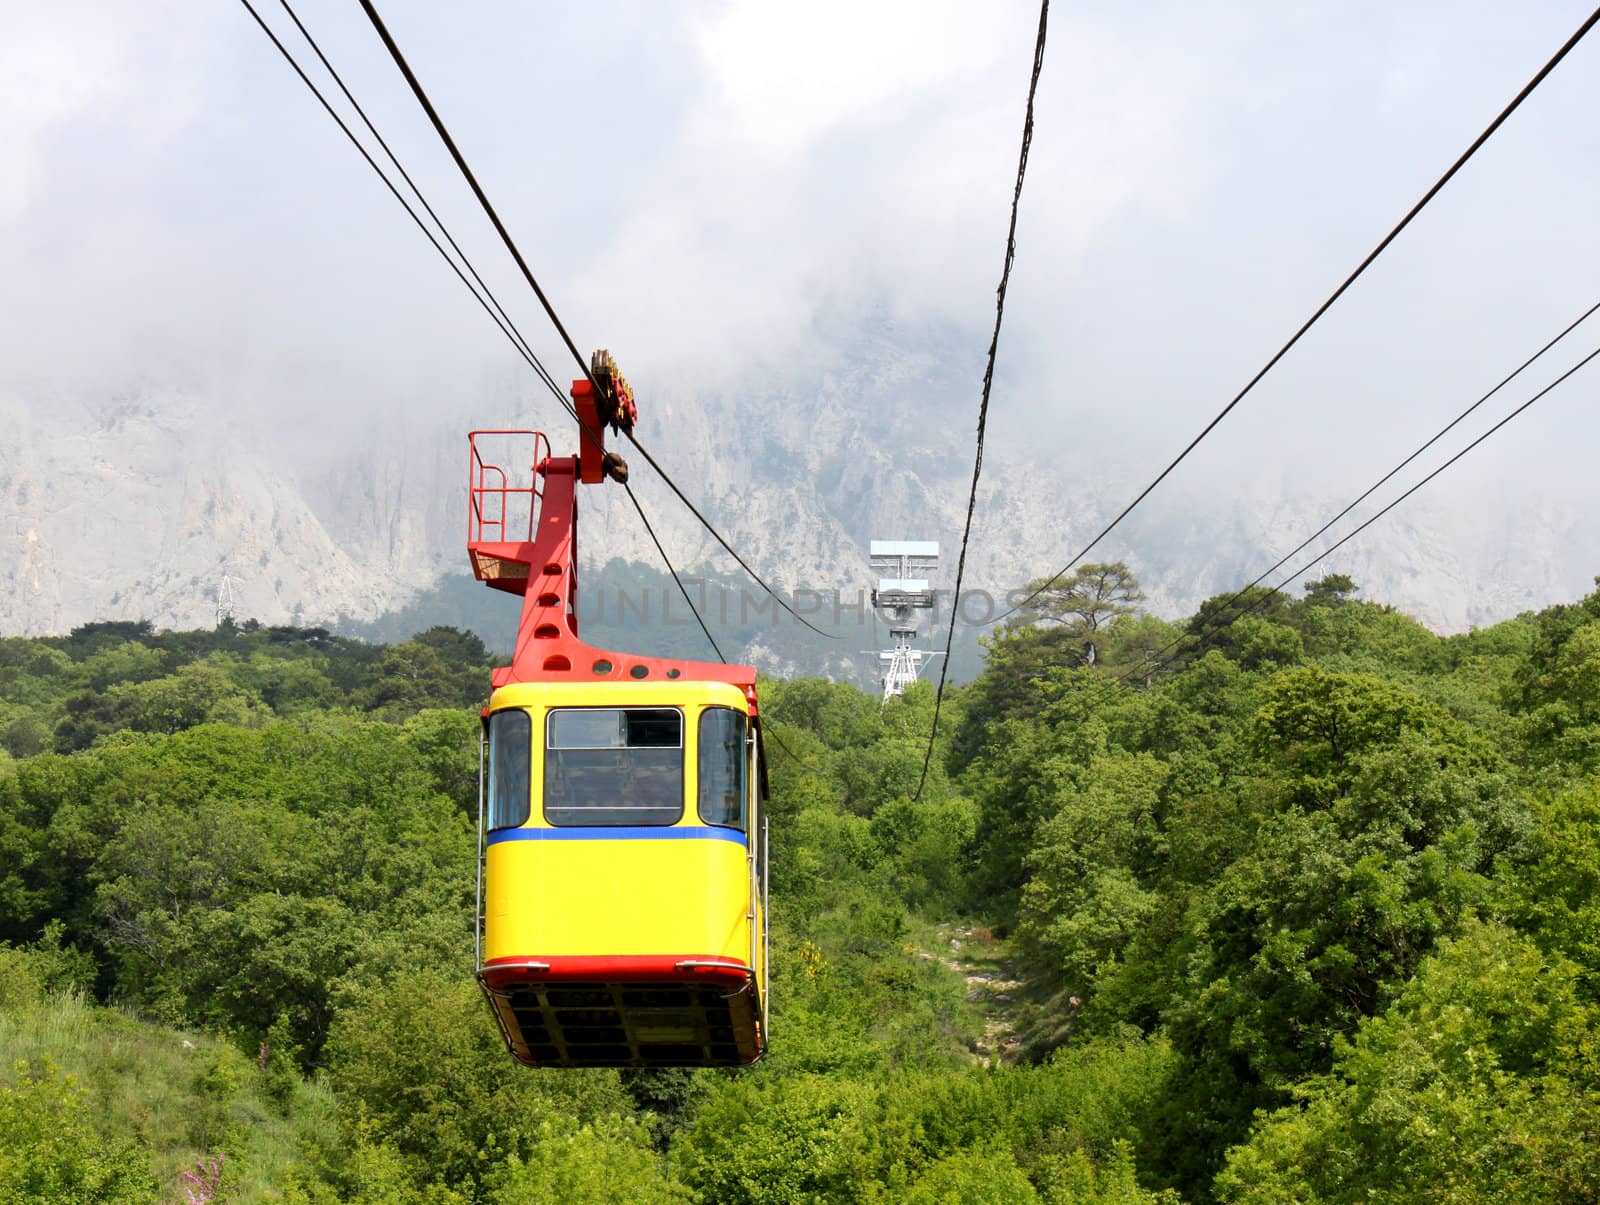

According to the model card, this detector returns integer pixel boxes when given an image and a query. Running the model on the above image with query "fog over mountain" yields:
[3,310,1594,651]
[4,2,1599,651]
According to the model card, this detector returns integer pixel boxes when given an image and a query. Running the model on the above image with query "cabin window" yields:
[487,709,531,830]
[753,729,767,884]
[698,707,747,830]
[544,708,683,826]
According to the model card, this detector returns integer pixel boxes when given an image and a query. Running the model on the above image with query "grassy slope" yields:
[0,989,339,1202]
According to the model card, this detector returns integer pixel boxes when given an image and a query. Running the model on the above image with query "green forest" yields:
[4,568,1600,1202]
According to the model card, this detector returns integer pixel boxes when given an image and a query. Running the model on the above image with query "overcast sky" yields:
[4,0,1598,516]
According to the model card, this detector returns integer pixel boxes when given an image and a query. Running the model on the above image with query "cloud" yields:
[688,1,1012,155]
[0,9,123,221]
[1,0,1596,510]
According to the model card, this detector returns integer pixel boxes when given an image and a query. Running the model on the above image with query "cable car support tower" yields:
[870,540,940,702]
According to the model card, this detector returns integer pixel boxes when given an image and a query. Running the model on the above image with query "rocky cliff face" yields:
[0,391,435,637]
[2,331,1591,642]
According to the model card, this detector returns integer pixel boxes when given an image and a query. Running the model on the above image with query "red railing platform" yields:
[467,430,549,592]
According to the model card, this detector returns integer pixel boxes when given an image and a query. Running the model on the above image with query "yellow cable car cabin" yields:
[480,681,767,1066]
[467,369,768,1068]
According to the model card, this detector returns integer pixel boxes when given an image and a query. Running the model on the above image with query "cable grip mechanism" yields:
[573,349,636,484]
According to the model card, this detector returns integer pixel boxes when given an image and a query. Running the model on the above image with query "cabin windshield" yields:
[544,707,684,826]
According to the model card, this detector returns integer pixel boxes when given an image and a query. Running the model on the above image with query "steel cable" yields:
[912,0,1050,801]
[995,3,1600,628]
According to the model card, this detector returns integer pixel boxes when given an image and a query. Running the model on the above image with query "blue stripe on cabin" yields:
[487,825,747,845]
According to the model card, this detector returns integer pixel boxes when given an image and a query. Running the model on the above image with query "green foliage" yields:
[78,641,170,691]
[1186,587,1297,661]
[761,676,885,752]
[1250,664,1496,803]
[965,708,1104,906]
[1018,751,1167,992]
[952,629,1093,764]
[1096,613,1186,688]
[870,793,979,912]
[361,640,483,715]
[673,1034,1179,1203]
[0,1058,157,1202]
[1036,1141,1178,1203]
[1298,599,1439,670]
[1015,563,1146,669]
[943,580,1600,1198]
[401,709,481,816]
[903,1145,1040,1203]
[673,1074,876,1203]
[1228,615,1303,672]
[488,1116,686,1203]
[0,638,73,708]
[1217,921,1600,1203]
[1301,573,1358,607]
[1506,778,1600,992]
[326,969,631,1192]
[1,576,1599,1203]
[75,719,474,1059]
[0,984,345,1203]
[56,660,272,751]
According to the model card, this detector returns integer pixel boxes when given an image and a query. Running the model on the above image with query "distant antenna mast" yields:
[215,569,238,626]
[869,539,941,701]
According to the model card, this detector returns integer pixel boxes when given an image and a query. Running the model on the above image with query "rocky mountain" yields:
[3,325,1593,655]
[0,391,421,636]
